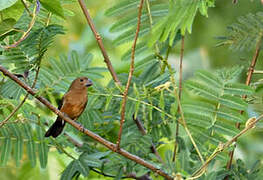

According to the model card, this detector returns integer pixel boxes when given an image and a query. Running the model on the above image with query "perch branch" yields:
[225,36,262,174]
[0,65,173,180]
[116,0,144,150]
[77,0,121,86]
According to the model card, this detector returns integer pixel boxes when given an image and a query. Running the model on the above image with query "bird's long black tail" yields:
[44,117,66,138]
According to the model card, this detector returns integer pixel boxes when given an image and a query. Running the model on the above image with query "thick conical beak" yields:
[86,79,93,87]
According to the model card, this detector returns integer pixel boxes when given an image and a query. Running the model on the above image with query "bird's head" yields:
[69,77,93,90]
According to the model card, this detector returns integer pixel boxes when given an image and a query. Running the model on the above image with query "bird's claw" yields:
[77,122,85,133]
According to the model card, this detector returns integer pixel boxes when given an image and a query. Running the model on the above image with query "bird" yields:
[44,77,93,138]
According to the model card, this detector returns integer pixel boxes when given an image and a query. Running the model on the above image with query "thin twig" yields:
[77,0,121,86]
[190,116,261,179]
[0,65,173,180]
[178,36,184,99]
[225,36,262,174]
[116,0,145,150]
[132,114,164,164]
[172,36,185,161]
[0,65,41,128]
[2,1,39,49]
[21,0,32,16]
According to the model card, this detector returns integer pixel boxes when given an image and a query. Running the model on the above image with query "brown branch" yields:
[0,65,173,180]
[225,37,262,176]
[132,114,164,164]
[116,0,145,150]
[77,0,121,86]
[172,35,185,162]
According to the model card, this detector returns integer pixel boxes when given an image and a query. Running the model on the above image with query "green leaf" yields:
[114,167,123,180]
[222,12,263,51]
[79,153,102,168]
[76,160,89,177]
[23,124,36,167]
[38,141,48,168]
[185,80,219,100]
[14,139,23,167]
[0,0,18,11]
[27,140,37,167]
[105,0,140,17]
[216,108,246,123]
[195,70,223,88]
[40,0,65,18]
[0,132,12,166]
[1,1,24,21]
[0,18,16,37]
[219,94,247,110]
[224,83,254,95]
[9,124,23,167]
[61,160,79,180]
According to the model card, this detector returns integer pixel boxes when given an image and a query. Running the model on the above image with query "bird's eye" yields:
[80,79,83,82]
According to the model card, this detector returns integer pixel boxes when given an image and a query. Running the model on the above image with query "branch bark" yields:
[0,65,173,180]
[116,0,145,150]
[77,0,121,86]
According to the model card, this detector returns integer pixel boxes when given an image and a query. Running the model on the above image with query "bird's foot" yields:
[61,112,70,125]
[76,122,85,133]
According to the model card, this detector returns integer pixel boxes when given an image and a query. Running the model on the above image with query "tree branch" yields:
[0,65,173,180]
[225,36,262,175]
[116,0,145,150]
[77,0,121,86]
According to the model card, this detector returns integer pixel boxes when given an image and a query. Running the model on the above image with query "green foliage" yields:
[220,12,263,51]
[105,0,166,70]
[0,0,262,180]
[0,104,49,168]
[148,0,215,46]
[39,0,65,19]
[183,67,253,154]
[0,0,18,11]
[0,25,64,73]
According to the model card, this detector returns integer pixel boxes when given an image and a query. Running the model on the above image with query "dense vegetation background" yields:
[1,0,263,179]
